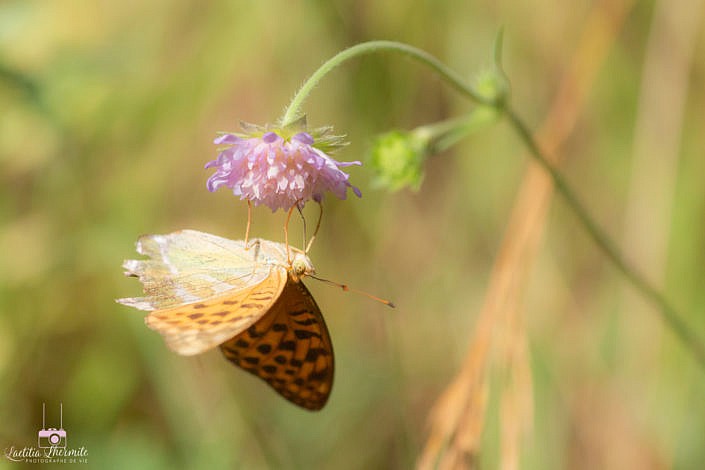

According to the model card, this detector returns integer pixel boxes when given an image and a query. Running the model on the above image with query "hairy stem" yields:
[281,40,491,125]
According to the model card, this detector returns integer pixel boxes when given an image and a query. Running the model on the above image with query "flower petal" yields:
[206,125,361,211]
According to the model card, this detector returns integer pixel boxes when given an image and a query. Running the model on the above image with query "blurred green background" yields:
[2,0,704,468]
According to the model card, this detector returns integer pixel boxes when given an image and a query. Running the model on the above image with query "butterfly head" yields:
[289,252,315,282]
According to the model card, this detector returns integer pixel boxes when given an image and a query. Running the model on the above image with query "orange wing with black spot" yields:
[143,267,287,356]
[220,276,334,411]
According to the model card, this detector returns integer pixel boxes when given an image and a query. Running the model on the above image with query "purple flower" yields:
[205,122,361,212]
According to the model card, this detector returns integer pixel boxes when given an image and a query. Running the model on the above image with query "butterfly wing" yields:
[143,267,287,355]
[220,276,334,411]
[117,230,286,311]
[117,230,290,355]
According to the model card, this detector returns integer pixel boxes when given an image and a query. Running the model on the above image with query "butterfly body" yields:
[117,230,334,410]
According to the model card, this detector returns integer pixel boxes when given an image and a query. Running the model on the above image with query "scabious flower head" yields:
[205,117,361,212]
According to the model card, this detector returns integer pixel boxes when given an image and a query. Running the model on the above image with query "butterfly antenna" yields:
[310,275,395,308]
[305,202,323,254]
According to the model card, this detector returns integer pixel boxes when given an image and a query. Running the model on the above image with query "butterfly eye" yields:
[291,254,314,279]
[292,259,307,276]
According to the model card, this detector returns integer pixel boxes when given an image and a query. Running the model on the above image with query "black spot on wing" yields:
[294,329,321,340]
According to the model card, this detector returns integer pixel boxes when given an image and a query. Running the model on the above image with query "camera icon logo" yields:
[37,403,67,448]
[38,428,66,448]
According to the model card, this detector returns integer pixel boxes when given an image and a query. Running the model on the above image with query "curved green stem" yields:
[283,40,705,371]
[281,40,493,126]
[504,107,705,370]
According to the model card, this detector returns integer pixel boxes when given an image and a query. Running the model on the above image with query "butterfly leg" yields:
[284,203,297,263]
[245,238,262,277]
[244,200,253,250]
[297,205,308,252]
[305,201,323,254]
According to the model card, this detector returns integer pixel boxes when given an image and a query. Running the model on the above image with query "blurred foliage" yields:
[1,0,704,469]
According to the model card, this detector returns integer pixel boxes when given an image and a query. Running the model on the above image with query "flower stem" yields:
[284,40,705,371]
[281,41,492,126]
[504,107,705,370]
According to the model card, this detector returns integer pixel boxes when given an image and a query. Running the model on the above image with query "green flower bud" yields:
[368,108,499,192]
[369,129,430,192]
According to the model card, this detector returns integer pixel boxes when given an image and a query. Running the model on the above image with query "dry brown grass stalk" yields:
[417,1,635,468]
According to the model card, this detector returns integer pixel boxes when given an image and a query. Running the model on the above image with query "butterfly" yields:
[116,229,334,410]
